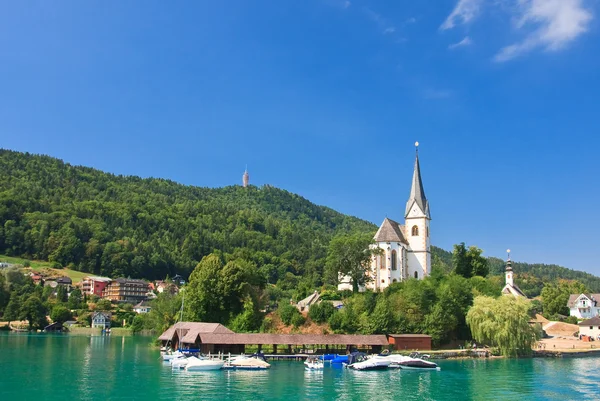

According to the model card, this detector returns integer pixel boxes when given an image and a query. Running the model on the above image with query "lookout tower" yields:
[242,167,249,188]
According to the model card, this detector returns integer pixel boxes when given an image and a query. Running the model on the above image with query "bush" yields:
[23,260,31,268]
[565,315,578,325]
[278,303,299,326]
[319,289,342,301]
[50,262,62,269]
[51,305,73,323]
[291,313,305,328]
[96,299,112,311]
[308,302,336,323]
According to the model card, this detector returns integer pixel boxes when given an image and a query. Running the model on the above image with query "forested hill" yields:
[0,149,376,283]
[1,149,598,293]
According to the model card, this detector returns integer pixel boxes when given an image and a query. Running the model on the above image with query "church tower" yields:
[404,142,431,278]
[242,166,249,188]
[505,249,514,287]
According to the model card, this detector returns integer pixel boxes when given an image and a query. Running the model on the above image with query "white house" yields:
[568,293,600,319]
[133,301,152,314]
[578,316,600,339]
[91,312,111,329]
[338,143,431,292]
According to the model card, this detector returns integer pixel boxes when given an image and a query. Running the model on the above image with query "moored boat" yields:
[304,357,324,370]
[346,352,390,371]
[185,357,225,371]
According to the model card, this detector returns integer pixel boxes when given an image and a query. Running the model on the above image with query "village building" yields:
[103,278,149,303]
[578,316,600,340]
[81,276,112,297]
[338,143,431,292]
[133,300,152,314]
[501,251,526,298]
[296,291,320,312]
[91,312,111,329]
[29,272,43,285]
[568,293,600,319]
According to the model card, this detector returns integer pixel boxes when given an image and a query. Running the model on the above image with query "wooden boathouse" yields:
[159,322,389,355]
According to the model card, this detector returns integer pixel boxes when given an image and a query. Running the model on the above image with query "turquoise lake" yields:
[1,333,599,400]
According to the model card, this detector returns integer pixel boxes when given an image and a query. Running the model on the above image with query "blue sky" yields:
[1,1,599,274]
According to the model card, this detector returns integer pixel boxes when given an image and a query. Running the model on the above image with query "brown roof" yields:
[579,316,600,326]
[387,334,432,338]
[197,333,389,346]
[374,218,408,244]
[158,322,234,342]
[567,293,600,308]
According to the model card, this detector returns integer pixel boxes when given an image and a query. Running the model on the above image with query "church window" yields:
[392,279,397,283]
[391,250,397,271]
[412,225,419,236]
[381,279,385,284]
[380,255,386,270]
[414,271,418,279]
[426,227,429,237]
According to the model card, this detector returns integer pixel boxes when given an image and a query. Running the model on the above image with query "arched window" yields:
[426,226,429,237]
[379,254,386,270]
[391,250,397,271]
[414,271,418,279]
[381,279,385,284]
[412,225,419,236]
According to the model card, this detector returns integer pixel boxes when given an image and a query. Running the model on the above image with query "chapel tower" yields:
[404,142,431,278]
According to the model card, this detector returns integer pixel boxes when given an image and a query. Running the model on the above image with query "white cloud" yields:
[449,36,473,49]
[440,0,482,30]
[494,0,592,62]
[384,27,396,34]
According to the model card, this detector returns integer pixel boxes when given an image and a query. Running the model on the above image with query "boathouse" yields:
[159,322,389,354]
[387,334,432,351]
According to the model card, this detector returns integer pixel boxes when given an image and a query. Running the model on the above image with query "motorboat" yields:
[226,354,271,370]
[381,351,440,371]
[396,352,440,371]
[304,357,324,370]
[185,357,225,371]
[162,350,184,362]
[345,352,390,371]
[170,356,190,369]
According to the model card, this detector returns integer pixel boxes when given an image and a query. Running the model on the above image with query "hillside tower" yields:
[242,166,249,188]
[404,142,431,279]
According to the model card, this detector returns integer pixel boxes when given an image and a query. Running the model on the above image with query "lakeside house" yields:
[80,276,112,297]
[103,278,149,303]
[578,316,600,339]
[133,300,152,314]
[568,294,600,319]
[91,312,111,329]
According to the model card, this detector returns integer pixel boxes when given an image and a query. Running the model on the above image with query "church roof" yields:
[374,218,408,244]
[405,152,430,218]
[502,283,526,298]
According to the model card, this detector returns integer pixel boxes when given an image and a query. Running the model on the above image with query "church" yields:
[339,143,431,292]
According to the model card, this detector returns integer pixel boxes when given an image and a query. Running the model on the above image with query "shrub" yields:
[291,313,305,328]
[23,260,31,268]
[308,302,336,323]
[278,303,299,326]
[565,315,578,325]
[50,262,62,269]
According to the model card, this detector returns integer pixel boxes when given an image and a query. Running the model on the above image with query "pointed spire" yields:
[242,166,249,188]
[405,142,430,218]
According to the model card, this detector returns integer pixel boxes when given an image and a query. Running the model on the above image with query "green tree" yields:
[467,246,488,277]
[278,303,301,326]
[453,243,488,278]
[68,288,83,310]
[3,292,21,323]
[56,285,68,303]
[541,280,586,317]
[325,234,378,293]
[185,254,225,323]
[50,305,72,323]
[308,301,336,324]
[96,299,112,311]
[368,296,396,334]
[466,296,541,357]
[20,295,48,330]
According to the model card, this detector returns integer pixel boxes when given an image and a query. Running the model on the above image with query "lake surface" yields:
[1,333,599,400]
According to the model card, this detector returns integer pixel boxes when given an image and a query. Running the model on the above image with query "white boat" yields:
[170,356,190,369]
[304,357,324,370]
[384,352,440,371]
[185,357,225,371]
[162,350,184,362]
[226,356,271,370]
[346,352,390,371]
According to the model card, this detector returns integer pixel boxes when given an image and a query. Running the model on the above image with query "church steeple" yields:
[405,142,430,219]
[242,166,249,188]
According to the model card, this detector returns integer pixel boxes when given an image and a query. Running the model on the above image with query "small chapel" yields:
[339,143,431,292]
